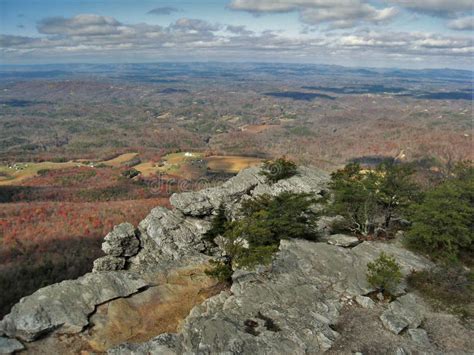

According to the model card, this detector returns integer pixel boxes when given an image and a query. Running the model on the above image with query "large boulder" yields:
[102,223,140,257]
[130,207,210,264]
[0,272,149,342]
[380,294,426,334]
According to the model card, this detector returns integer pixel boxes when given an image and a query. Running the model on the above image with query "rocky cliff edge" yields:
[1,165,472,354]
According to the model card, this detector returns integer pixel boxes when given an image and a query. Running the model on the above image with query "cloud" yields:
[0,34,36,47]
[228,0,399,28]
[448,16,474,31]
[147,7,180,16]
[1,13,472,68]
[170,18,221,32]
[300,5,399,29]
[335,30,473,56]
[226,25,254,35]
[387,0,472,17]
[37,14,123,36]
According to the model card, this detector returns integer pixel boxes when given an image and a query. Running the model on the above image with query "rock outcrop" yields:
[1,165,471,354]
[102,223,140,257]
[0,272,149,342]
[93,222,141,272]
[108,240,433,354]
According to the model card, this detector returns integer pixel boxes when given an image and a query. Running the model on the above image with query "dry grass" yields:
[0,153,139,186]
[134,161,160,177]
[101,152,139,167]
[206,155,263,173]
[85,264,221,351]
[0,161,80,186]
[241,124,278,134]
[0,151,262,187]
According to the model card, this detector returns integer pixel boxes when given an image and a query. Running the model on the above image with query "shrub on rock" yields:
[206,191,320,277]
[205,260,233,283]
[202,204,228,245]
[366,252,403,295]
[260,157,298,183]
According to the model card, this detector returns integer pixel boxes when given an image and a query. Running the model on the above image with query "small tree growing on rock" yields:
[260,157,298,183]
[205,191,321,279]
[366,252,403,296]
[328,161,419,237]
[205,259,233,283]
[203,204,228,245]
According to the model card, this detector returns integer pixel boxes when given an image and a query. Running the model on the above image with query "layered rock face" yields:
[1,165,472,354]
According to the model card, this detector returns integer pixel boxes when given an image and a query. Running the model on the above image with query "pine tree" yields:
[203,204,228,245]
[405,163,473,262]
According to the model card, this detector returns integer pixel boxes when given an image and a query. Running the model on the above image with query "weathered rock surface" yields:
[380,294,425,334]
[355,295,375,309]
[0,336,24,354]
[85,264,219,352]
[316,215,346,237]
[0,272,149,342]
[170,166,329,219]
[326,234,361,247]
[251,166,329,197]
[109,334,178,355]
[109,239,433,354]
[169,166,267,217]
[93,255,126,272]
[131,207,211,264]
[102,223,140,257]
[408,328,431,348]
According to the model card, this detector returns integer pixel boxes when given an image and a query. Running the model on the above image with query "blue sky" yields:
[0,0,473,68]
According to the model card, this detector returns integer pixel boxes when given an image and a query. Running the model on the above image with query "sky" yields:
[0,0,473,69]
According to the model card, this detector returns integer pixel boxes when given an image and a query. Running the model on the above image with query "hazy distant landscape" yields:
[1,63,472,165]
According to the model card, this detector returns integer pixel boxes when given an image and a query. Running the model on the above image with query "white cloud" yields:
[170,18,221,33]
[226,25,254,35]
[228,0,399,28]
[147,7,180,16]
[387,0,472,17]
[37,14,123,36]
[1,14,472,68]
[448,16,474,31]
[0,34,36,47]
[335,30,473,55]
